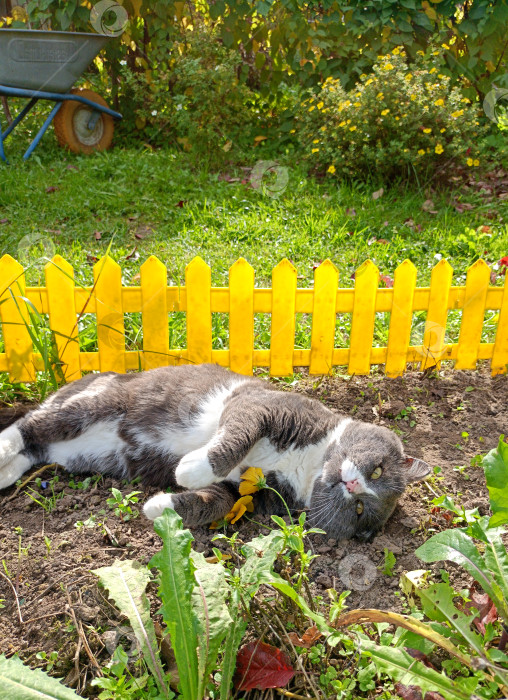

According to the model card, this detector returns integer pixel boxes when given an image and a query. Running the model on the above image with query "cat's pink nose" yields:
[345,479,361,493]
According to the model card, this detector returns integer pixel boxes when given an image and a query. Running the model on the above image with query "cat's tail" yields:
[0,404,35,431]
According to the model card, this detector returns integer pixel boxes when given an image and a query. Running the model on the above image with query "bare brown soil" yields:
[0,368,506,697]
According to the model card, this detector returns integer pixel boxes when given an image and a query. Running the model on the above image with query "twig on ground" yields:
[275,689,314,700]
[65,589,102,673]
[0,568,23,624]
[5,463,58,502]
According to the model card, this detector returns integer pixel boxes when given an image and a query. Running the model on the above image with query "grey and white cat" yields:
[0,364,430,541]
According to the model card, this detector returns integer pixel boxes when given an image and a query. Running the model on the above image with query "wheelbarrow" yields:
[0,29,122,162]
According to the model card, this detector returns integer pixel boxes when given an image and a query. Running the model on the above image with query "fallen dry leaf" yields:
[372,187,384,200]
[287,625,322,648]
[94,231,102,241]
[45,186,59,194]
[422,199,437,214]
[234,641,294,691]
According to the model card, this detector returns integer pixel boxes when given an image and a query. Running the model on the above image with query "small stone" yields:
[400,516,419,529]
[317,545,332,554]
[390,578,400,588]
[315,573,332,588]
[373,534,402,555]
[327,538,337,547]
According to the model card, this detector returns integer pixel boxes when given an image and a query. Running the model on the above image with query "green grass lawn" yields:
[0,145,507,399]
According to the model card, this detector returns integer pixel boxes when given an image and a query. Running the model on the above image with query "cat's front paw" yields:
[175,449,219,489]
[143,493,175,520]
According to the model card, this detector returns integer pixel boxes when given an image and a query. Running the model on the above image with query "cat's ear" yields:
[404,456,432,483]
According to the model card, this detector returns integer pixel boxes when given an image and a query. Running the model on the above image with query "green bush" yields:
[296,49,487,181]
[116,29,259,158]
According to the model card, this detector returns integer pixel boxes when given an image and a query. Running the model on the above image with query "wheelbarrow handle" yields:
[0,85,122,120]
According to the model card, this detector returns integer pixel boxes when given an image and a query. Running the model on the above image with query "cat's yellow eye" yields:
[356,501,364,515]
[371,466,383,480]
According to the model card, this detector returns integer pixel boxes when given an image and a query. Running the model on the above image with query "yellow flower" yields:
[461,97,471,103]
[442,43,449,50]
[365,78,373,86]
[317,101,324,110]
[239,467,266,496]
[354,102,361,107]
[313,139,320,143]
[435,144,444,154]
[311,148,319,153]
[392,47,400,55]
[308,105,315,112]
[423,128,432,134]
[290,129,296,134]
[440,128,445,133]
[327,164,336,174]
[418,149,425,156]
[405,73,413,81]
[411,94,417,101]
[383,63,394,71]
[429,67,437,74]
[381,109,390,116]
[434,98,444,106]
[474,159,480,167]
[451,110,464,118]
[320,125,327,131]
[377,92,384,99]
[339,120,346,127]
[349,125,357,131]
[467,157,474,166]
[210,496,254,528]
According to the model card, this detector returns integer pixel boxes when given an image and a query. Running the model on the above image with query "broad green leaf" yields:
[0,654,82,700]
[416,529,496,602]
[482,436,508,526]
[358,638,471,700]
[150,509,200,700]
[240,530,285,596]
[92,559,168,696]
[191,552,233,685]
[470,519,508,626]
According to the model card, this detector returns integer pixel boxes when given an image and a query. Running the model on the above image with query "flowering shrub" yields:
[296,50,486,180]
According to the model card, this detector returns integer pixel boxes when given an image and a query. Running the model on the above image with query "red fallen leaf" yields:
[176,200,187,207]
[86,254,99,264]
[94,230,102,240]
[66,164,79,171]
[0,218,10,224]
[287,625,322,648]
[405,648,435,668]
[377,238,389,244]
[395,682,445,700]
[465,586,498,634]
[466,147,471,156]
[345,207,356,217]
[380,274,394,288]
[480,225,492,234]
[234,641,295,691]
[46,186,59,194]
[125,246,139,261]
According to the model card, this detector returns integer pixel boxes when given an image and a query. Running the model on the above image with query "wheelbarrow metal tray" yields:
[0,29,109,93]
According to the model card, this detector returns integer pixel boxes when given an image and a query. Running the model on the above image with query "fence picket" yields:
[141,256,170,369]
[385,260,417,377]
[229,258,254,374]
[270,259,297,376]
[186,256,212,365]
[309,260,338,375]
[45,256,81,382]
[348,260,378,375]
[94,255,126,373]
[491,272,508,375]
[421,260,453,371]
[455,259,490,370]
[0,255,34,382]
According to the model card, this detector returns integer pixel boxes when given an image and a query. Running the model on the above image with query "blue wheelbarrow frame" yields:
[0,84,122,162]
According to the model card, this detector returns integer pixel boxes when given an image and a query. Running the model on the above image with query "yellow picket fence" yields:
[0,254,507,383]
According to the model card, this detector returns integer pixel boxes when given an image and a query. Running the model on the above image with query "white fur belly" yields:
[48,420,126,473]
[240,437,330,506]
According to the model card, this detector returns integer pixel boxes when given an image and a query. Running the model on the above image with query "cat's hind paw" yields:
[175,448,219,489]
[0,425,24,469]
[143,493,175,520]
[0,454,31,490]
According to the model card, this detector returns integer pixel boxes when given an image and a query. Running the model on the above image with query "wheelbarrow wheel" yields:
[54,88,114,154]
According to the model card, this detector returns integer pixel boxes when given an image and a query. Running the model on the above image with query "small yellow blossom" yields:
[442,43,449,50]
[308,105,315,112]
[365,78,373,86]
[418,149,425,156]
[339,120,346,127]
[461,97,471,103]
[349,125,357,131]
[381,109,390,116]
[435,144,444,154]
[239,467,266,495]
[474,159,480,167]
[451,110,464,118]
[320,125,327,131]
[354,102,361,107]
[467,157,474,166]
[317,101,324,110]
[311,148,319,153]
[405,73,413,81]
[429,67,437,74]
[327,164,336,174]
[290,129,295,134]
[313,139,320,144]
[210,496,254,528]
[392,47,400,55]
[411,94,417,101]
[423,128,432,134]
[377,92,384,99]
[383,63,394,71]
[440,128,445,133]
[435,98,444,106]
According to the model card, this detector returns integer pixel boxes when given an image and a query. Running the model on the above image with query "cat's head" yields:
[309,420,430,542]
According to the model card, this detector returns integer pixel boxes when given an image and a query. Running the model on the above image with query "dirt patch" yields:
[0,368,506,695]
